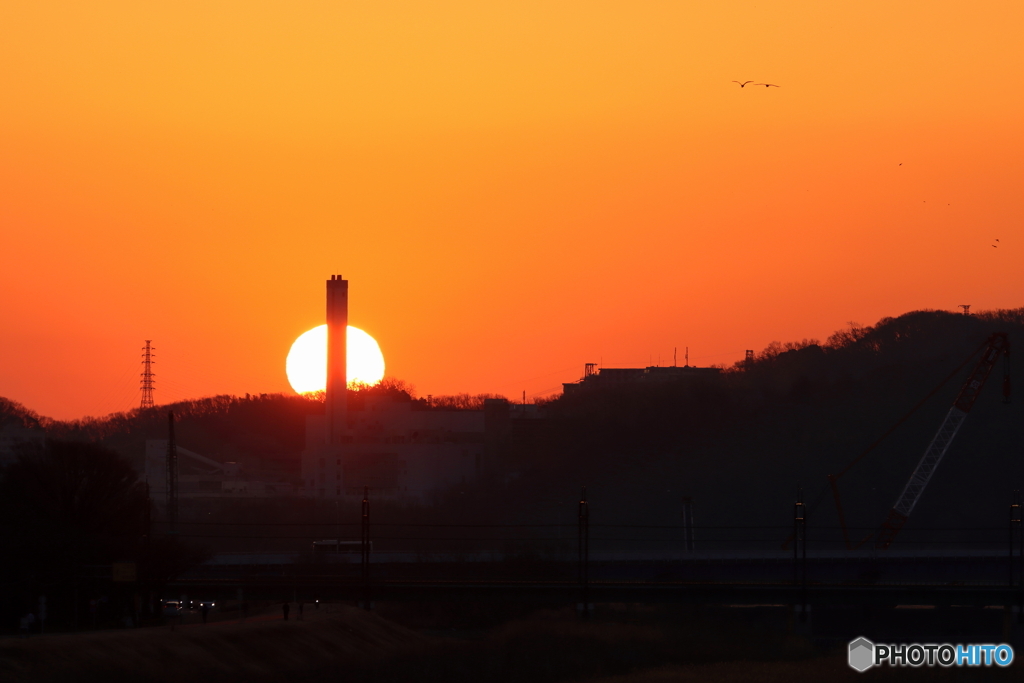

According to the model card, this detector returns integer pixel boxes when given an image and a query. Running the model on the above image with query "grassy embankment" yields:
[3,603,1020,682]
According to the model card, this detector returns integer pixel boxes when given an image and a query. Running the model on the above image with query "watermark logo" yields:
[848,637,874,672]
[848,637,1014,671]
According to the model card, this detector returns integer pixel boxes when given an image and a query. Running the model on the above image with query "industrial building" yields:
[302,395,493,500]
[562,362,721,395]
[300,276,511,502]
[144,439,296,498]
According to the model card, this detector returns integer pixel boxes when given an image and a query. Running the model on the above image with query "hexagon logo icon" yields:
[848,637,875,672]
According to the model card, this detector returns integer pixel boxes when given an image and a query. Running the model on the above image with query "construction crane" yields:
[874,332,1010,548]
[828,332,1011,550]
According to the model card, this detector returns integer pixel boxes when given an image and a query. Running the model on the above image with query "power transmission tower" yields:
[141,341,156,409]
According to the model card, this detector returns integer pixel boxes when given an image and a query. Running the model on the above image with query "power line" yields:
[148,521,1010,531]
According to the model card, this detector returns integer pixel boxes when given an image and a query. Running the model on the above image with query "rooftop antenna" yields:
[141,341,156,409]
[959,305,971,316]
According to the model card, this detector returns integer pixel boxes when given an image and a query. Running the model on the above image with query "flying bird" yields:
[732,81,754,88]
[754,83,780,88]
[996,238,1000,242]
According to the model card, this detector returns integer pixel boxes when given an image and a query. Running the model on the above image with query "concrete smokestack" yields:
[326,275,348,444]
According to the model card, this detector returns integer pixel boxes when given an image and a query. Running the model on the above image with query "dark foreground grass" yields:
[1,604,1019,683]
[349,605,1020,683]
[589,659,1017,683]
[0,606,427,683]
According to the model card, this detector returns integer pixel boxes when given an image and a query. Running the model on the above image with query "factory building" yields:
[301,276,505,502]
[302,396,489,500]
[562,362,721,395]
[144,440,296,498]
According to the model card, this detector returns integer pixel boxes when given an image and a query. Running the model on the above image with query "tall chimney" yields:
[326,275,348,444]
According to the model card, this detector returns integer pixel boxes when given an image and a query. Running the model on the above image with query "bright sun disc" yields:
[286,325,385,394]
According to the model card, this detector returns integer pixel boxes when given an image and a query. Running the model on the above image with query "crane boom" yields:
[875,332,1010,549]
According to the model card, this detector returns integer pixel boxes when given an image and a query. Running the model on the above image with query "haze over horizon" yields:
[2,2,1022,420]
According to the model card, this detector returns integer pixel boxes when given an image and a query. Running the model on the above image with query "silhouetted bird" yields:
[996,238,1000,242]
[732,81,754,88]
[754,83,780,88]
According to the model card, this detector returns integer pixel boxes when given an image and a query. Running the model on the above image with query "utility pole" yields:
[167,412,178,533]
[1011,490,1024,623]
[141,341,156,409]
[682,497,695,552]
[361,486,371,609]
[578,486,590,618]
[793,487,807,622]
[143,480,151,580]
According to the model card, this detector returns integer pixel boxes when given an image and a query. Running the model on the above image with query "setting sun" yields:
[285,325,385,394]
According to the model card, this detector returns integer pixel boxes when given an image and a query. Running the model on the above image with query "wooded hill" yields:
[516,308,1024,548]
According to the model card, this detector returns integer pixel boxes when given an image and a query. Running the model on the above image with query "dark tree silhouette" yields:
[0,440,148,577]
[0,396,44,429]
[0,440,214,629]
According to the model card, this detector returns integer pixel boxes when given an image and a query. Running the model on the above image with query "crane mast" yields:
[874,332,1010,549]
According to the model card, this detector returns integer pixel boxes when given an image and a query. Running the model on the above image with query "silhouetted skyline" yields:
[2,3,1021,423]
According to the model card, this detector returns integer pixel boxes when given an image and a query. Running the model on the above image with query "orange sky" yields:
[2,1,1022,420]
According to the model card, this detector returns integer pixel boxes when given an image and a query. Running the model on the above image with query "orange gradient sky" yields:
[2,1,1022,419]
